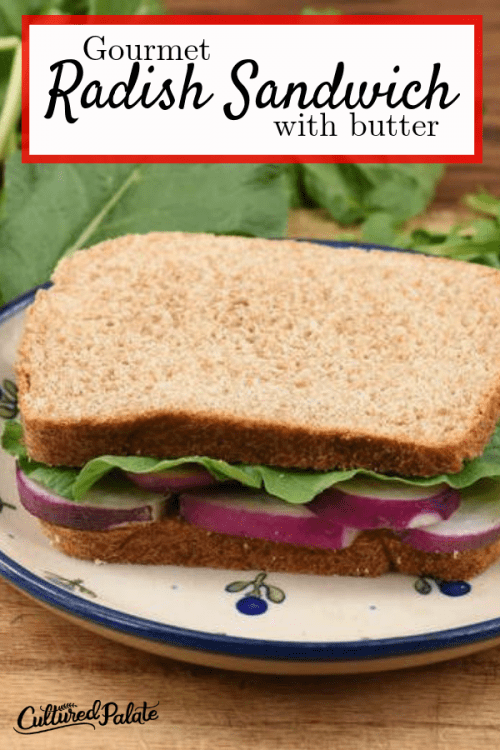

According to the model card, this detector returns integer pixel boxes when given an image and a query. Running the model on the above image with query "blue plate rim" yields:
[2,240,499,663]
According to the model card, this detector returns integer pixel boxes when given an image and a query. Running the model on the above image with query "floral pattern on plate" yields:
[225,572,286,615]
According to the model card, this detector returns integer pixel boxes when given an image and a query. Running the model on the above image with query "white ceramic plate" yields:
[2,243,500,674]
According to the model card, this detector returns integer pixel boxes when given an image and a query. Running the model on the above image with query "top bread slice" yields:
[16,232,500,476]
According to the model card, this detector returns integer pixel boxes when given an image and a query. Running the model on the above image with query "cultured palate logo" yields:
[14,699,159,734]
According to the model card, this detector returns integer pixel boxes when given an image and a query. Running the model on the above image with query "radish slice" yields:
[125,466,216,492]
[308,478,460,531]
[179,488,359,550]
[16,468,168,531]
[401,479,500,553]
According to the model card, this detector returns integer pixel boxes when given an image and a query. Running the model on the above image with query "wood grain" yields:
[2,2,500,749]
[3,574,500,750]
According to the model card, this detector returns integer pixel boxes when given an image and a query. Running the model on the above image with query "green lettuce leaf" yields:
[5,420,500,505]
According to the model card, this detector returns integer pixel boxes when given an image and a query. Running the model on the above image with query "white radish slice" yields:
[125,466,216,492]
[308,477,460,531]
[16,468,167,531]
[179,488,359,550]
[400,479,500,553]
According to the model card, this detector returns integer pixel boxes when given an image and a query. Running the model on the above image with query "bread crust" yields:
[39,516,500,581]
[18,402,499,475]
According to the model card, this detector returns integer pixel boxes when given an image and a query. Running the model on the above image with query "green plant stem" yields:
[0,37,19,52]
[0,38,22,160]
[63,167,142,257]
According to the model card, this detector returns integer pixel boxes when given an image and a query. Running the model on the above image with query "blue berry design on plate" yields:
[225,572,285,615]
[414,575,471,597]
[0,379,18,419]
[44,571,97,598]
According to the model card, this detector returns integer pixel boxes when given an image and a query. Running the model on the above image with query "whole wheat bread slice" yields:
[16,232,500,475]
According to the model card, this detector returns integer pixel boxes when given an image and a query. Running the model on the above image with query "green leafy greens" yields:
[291,163,445,227]
[356,189,500,269]
[0,156,289,301]
[5,420,500,506]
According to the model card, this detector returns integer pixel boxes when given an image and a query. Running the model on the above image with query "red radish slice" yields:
[125,466,216,492]
[308,477,460,531]
[16,468,167,531]
[179,488,359,550]
[401,479,500,553]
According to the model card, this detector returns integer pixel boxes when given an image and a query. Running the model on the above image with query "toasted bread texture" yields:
[39,516,500,581]
[17,232,500,475]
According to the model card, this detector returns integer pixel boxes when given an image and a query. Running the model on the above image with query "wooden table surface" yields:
[2,2,500,748]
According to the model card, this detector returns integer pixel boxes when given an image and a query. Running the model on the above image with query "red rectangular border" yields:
[22,14,483,164]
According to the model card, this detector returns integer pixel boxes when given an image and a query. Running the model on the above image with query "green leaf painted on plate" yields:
[225,581,251,593]
[265,584,286,604]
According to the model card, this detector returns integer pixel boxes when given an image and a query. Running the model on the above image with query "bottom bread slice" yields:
[39,516,500,581]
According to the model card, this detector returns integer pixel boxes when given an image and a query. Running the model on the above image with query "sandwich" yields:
[4,231,500,580]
